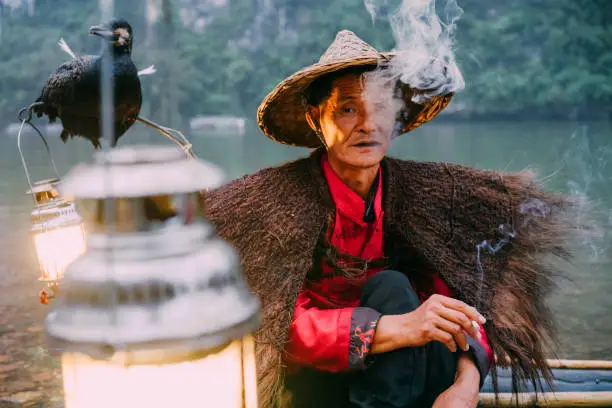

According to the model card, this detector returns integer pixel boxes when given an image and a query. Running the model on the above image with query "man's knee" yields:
[360,270,420,314]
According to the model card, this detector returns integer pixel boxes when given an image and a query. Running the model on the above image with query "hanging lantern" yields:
[45,145,260,408]
[28,178,86,304]
[15,116,87,304]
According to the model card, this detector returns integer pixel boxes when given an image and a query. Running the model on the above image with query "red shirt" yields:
[285,154,386,371]
[284,153,492,373]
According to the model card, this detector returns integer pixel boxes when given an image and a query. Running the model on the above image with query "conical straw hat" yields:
[257,30,453,148]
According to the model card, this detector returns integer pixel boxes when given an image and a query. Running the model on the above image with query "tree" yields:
[0,0,609,127]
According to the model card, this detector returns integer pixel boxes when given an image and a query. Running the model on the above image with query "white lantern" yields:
[45,145,260,408]
[27,178,86,304]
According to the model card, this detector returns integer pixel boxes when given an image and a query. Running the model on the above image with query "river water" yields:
[1,120,611,359]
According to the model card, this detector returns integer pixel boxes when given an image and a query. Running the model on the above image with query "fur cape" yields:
[203,148,576,407]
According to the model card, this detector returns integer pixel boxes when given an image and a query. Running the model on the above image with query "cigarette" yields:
[471,320,482,339]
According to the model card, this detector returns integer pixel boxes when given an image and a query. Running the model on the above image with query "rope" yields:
[135,116,196,159]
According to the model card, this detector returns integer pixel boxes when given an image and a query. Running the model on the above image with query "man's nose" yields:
[358,111,376,134]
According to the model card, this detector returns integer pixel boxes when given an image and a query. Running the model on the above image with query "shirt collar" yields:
[321,153,383,225]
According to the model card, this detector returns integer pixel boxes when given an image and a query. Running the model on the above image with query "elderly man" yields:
[205,31,572,408]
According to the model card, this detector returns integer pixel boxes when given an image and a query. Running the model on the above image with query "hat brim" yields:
[257,53,453,148]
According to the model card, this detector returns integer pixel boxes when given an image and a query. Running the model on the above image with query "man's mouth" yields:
[353,141,380,147]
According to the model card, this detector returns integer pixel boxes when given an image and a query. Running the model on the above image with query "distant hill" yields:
[0,0,609,127]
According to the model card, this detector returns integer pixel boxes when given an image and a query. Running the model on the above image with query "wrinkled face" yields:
[307,73,395,169]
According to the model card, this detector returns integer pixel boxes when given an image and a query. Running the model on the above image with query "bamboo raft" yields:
[479,360,612,407]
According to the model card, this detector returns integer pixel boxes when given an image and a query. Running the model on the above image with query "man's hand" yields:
[432,353,481,408]
[372,294,486,354]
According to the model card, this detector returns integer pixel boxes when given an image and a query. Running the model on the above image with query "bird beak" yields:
[89,25,118,41]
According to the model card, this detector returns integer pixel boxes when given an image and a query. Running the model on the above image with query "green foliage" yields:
[453,0,612,118]
[0,0,609,127]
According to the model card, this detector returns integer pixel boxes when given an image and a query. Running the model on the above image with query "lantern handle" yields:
[16,105,61,204]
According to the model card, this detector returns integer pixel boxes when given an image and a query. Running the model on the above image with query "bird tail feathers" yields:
[58,38,77,59]
[138,65,157,76]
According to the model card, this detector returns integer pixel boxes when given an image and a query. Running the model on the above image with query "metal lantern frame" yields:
[16,118,87,304]
[44,145,260,408]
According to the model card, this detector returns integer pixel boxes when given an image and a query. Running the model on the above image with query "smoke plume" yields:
[362,0,465,137]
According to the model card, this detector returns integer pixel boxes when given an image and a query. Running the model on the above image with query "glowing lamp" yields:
[27,178,86,303]
[45,145,260,408]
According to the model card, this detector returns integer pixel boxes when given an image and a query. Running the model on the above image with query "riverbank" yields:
[0,244,63,407]
[3,107,610,138]
[436,103,611,123]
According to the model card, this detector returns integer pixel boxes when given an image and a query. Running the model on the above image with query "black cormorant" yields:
[31,19,142,149]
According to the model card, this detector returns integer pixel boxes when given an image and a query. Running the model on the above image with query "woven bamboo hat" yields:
[257,30,454,148]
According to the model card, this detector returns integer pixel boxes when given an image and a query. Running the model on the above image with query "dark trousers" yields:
[285,270,458,408]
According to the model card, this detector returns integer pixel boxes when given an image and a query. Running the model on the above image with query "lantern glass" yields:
[76,192,202,234]
[28,179,87,283]
[61,336,257,408]
[34,223,86,282]
[242,334,258,408]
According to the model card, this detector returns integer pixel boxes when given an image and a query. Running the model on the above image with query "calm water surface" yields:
[1,120,611,359]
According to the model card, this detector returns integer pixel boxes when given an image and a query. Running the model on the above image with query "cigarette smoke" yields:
[362,0,465,137]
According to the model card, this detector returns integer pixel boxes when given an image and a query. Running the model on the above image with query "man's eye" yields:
[343,106,356,113]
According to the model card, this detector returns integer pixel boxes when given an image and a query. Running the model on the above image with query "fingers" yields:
[431,327,458,353]
[435,317,469,352]
[421,295,487,353]
[438,306,481,340]
[439,295,486,325]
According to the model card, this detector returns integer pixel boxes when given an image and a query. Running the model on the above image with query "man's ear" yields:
[305,105,320,132]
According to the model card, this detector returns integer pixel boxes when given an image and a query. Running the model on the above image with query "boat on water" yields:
[189,115,246,134]
[479,359,612,407]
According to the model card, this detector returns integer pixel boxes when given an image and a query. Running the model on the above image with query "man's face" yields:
[308,73,395,169]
